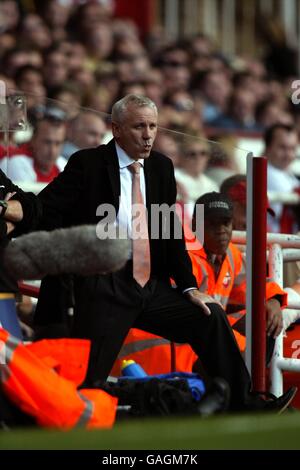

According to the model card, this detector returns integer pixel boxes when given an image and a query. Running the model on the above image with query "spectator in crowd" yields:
[265,124,300,233]
[14,64,46,110]
[143,69,164,107]
[256,99,294,129]
[83,22,114,73]
[18,13,52,51]
[209,88,261,132]
[0,114,67,184]
[153,131,180,168]
[62,110,107,160]
[34,94,296,412]
[36,0,72,43]
[153,131,189,205]
[157,44,191,94]
[193,70,232,124]
[48,83,83,120]
[56,39,87,75]
[220,173,277,232]
[43,47,70,93]
[2,47,43,78]
[0,0,21,35]
[205,135,239,186]
[220,174,248,231]
[174,137,218,216]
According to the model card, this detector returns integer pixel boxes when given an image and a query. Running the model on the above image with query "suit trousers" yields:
[72,262,252,410]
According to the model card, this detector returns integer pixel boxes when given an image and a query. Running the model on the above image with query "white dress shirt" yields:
[114,142,196,293]
[115,142,146,239]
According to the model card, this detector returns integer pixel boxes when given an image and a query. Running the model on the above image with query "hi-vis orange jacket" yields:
[0,328,117,429]
[110,329,196,377]
[188,241,287,351]
[189,241,287,323]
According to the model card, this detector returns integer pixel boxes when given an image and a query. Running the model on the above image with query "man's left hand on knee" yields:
[184,290,222,316]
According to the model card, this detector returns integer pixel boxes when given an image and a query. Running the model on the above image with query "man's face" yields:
[232,201,246,231]
[182,143,210,177]
[203,216,233,255]
[32,121,66,171]
[112,105,158,160]
[73,114,106,148]
[266,129,298,170]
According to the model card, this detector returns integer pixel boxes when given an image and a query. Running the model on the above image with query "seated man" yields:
[220,175,300,328]
[0,114,67,184]
[62,111,107,160]
[189,191,286,359]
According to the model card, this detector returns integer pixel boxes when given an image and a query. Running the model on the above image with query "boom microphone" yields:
[4,225,130,280]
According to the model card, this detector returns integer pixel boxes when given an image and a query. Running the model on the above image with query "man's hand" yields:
[185,289,222,316]
[266,298,283,338]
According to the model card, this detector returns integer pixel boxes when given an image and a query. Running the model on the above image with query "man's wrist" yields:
[0,200,8,218]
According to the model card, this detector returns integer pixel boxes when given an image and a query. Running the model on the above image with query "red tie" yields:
[129,162,151,287]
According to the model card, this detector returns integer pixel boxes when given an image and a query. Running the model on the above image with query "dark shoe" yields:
[197,377,231,417]
[247,387,297,414]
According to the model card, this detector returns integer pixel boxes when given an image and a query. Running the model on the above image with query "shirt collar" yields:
[115,142,145,169]
[206,252,225,265]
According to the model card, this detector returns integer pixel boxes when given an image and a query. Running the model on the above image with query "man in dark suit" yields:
[0,168,42,335]
[35,95,295,412]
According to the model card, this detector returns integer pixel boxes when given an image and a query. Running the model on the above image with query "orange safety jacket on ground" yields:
[0,328,117,429]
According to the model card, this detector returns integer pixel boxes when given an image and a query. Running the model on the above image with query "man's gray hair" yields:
[111,94,157,123]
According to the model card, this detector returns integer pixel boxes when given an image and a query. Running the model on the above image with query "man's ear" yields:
[111,121,120,138]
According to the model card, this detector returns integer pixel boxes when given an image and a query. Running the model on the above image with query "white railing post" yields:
[268,244,284,396]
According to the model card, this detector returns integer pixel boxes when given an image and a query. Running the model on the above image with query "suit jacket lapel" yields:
[104,140,120,211]
[144,156,155,210]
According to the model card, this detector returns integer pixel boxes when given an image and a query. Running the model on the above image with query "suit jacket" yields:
[35,139,197,325]
[0,169,42,292]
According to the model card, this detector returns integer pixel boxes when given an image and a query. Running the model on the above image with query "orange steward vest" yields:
[110,329,196,376]
[188,241,287,350]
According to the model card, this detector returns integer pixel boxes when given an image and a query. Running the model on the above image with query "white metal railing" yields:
[233,231,300,248]
[232,230,300,395]
[269,244,300,396]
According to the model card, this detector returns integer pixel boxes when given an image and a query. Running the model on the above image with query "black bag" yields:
[100,378,201,418]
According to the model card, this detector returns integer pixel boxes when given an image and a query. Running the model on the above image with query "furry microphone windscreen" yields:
[4,225,130,280]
